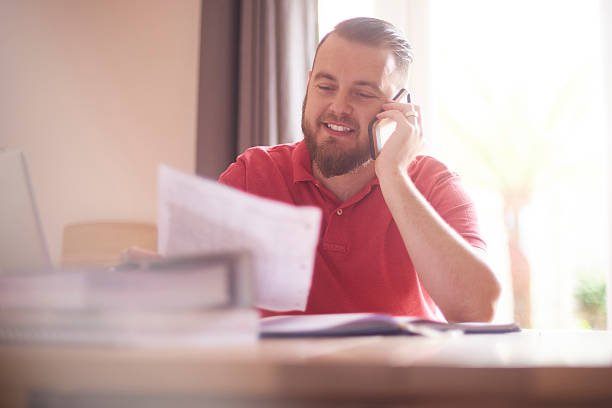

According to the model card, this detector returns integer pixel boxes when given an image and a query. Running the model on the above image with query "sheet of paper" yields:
[158,165,322,312]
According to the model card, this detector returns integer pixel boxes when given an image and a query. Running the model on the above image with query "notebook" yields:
[0,149,52,273]
[260,313,521,337]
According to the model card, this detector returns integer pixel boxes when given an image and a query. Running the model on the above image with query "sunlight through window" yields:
[318,0,608,329]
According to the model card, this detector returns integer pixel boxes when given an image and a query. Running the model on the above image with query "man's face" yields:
[301,34,402,178]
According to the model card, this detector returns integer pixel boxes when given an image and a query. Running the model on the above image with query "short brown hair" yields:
[314,17,413,79]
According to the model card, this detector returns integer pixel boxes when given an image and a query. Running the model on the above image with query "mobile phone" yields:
[368,89,410,159]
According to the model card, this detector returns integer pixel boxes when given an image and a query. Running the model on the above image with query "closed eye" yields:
[316,84,335,91]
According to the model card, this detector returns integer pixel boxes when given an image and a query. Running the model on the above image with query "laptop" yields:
[0,149,52,273]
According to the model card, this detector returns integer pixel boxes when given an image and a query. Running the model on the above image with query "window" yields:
[319,0,608,329]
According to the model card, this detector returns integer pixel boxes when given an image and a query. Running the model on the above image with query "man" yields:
[218,17,501,322]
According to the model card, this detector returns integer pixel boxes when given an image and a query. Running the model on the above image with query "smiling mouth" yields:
[323,122,355,134]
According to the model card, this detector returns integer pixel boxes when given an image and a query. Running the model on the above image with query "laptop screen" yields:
[0,149,52,273]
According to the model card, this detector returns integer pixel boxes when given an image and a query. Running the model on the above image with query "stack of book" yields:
[0,252,259,346]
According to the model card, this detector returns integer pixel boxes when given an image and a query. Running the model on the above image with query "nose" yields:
[328,91,353,116]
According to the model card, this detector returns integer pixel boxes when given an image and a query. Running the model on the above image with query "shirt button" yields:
[336,209,343,216]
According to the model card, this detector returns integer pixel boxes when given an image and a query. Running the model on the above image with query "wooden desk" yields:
[1,330,611,407]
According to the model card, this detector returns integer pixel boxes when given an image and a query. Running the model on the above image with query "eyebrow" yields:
[313,72,383,95]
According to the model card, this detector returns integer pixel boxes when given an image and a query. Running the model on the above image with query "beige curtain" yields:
[237,0,318,153]
[197,0,241,179]
[197,0,317,178]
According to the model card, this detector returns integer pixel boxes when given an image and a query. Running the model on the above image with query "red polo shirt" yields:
[219,141,485,320]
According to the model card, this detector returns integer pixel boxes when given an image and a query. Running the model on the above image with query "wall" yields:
[0,0,201,265]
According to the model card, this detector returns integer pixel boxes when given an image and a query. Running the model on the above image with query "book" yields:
[260,313,520,338]
[0,308,259,347]
[0,252,259,346]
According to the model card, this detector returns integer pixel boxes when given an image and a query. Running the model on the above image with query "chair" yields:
[61,221,157,268]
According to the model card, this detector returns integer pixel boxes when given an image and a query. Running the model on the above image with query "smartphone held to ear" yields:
[368,89,410,159]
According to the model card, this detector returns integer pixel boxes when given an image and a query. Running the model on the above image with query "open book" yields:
[260,313,520,337]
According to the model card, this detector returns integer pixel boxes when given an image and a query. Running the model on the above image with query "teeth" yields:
[327,123,351,132]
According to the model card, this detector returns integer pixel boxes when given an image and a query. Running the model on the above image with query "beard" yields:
[301,95,371,178]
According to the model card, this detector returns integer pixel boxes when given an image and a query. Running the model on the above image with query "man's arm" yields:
[374,104,501,323]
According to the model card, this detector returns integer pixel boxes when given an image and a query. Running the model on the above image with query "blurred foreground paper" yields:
[158,165,322,312]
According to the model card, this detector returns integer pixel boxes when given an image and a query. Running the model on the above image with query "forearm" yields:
[378,169,501,322]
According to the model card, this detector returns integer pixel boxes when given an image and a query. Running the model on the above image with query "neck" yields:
[313,161,376,202]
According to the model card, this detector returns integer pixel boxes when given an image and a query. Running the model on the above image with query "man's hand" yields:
[372,101,501,322]
[374,100,423,179]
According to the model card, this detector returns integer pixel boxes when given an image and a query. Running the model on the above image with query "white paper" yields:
[158,165,322,311]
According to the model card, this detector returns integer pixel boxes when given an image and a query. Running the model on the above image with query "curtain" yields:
[196,0,318,179]
[237,0,318,153]
[196,0,241,179]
